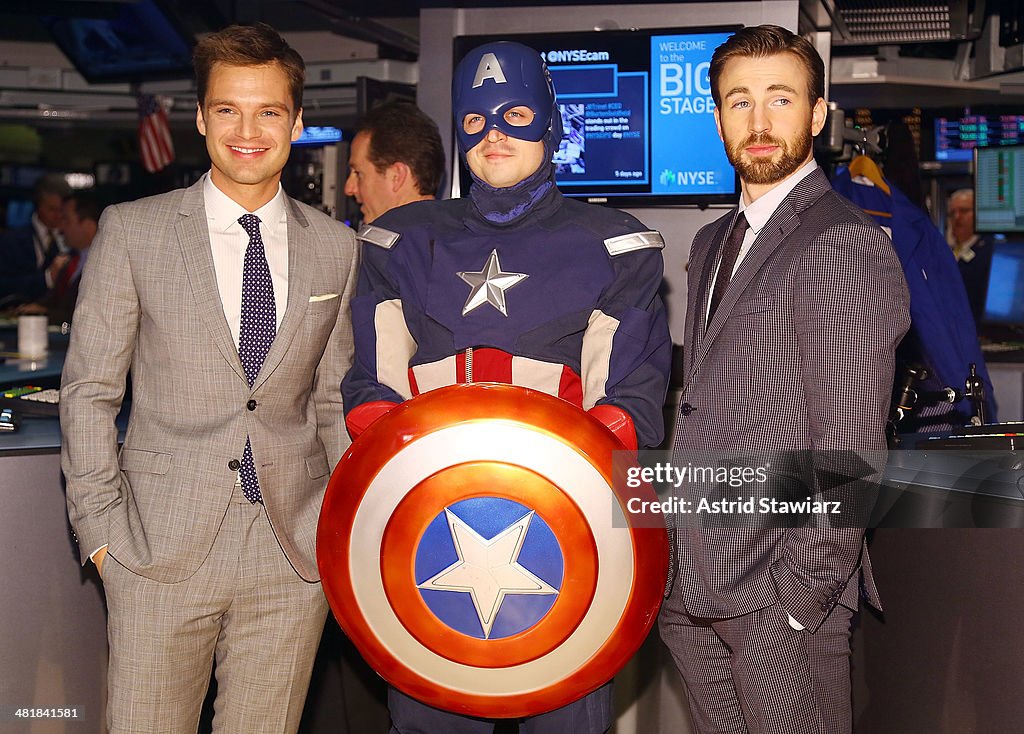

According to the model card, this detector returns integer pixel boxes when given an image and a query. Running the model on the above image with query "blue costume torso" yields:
[341,184,672,449]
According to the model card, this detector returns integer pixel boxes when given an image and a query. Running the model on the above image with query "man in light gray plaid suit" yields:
[659,25,910,734]
[60,24,357,733]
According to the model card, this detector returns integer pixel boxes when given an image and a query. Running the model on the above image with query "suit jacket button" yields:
[247,399,257,411]
[680,402,696,416]
[228,459,241,471]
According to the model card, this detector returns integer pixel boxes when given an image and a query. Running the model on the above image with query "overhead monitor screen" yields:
[453,26,740,207]
[935,114,1024,162]
[975,144,1024,233]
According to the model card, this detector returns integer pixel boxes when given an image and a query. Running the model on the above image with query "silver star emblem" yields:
[457,249,529,317]
[417,508,557,639]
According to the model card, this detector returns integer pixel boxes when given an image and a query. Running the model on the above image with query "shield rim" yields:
[317,383,668,718]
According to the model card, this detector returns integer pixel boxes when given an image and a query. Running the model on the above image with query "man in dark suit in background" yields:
[659,25,910,734]
[18,190,104,324]
[0,173,71,306]
[947,187,994,321]
[331,100,447,734]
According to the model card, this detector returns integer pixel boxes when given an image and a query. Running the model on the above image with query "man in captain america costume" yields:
[340,40,672,732]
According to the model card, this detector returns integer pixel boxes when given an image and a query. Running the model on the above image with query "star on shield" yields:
[457,249,529,317]
[417,508,557,639]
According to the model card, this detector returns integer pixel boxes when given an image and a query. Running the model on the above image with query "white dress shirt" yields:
[31,212,65,270]
[203,174,289,346]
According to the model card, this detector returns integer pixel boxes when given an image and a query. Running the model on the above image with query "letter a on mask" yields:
[473,53,508,88]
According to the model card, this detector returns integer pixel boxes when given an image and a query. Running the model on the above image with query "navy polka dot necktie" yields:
[237,213,276,504]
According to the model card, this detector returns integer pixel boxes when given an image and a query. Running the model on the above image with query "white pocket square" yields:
[309,293,338,302]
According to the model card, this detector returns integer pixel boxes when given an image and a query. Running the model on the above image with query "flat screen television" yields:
[975,144,1024,234]
[44,0,195,84]
[452,25,740,207]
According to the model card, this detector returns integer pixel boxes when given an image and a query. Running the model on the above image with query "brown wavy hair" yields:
[193,23,305,112]
[709,25,824,108]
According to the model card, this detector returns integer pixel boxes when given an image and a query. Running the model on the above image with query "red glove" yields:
[588,404,637,451]
[346,400,398,440]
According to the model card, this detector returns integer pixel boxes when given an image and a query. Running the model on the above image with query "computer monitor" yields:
[982,239,1024,326]
[4,199,33,230]
[975,144,1024,234]
[44,0,194,84]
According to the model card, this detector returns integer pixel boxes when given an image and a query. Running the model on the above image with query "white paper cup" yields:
[17,314,48,358]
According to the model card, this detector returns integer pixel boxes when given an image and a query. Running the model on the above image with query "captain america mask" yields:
[453,41,563,157]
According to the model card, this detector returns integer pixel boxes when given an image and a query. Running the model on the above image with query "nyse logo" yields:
[660,169,717,187]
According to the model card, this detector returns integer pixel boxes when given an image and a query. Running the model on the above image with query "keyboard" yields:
[980,342,1024,354]
[0,386,60,417]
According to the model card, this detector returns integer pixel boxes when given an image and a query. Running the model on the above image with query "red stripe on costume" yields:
[471,348,513,383]
[559,366,584,408]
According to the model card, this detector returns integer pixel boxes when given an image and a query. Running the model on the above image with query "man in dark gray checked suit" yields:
[60,24,357,733]
[659,25,910,734]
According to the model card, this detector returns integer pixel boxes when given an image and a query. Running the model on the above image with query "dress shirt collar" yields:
[203,173,287,237]
[739,159,818,237]
[953,234,981,261]
[31,212,49,243]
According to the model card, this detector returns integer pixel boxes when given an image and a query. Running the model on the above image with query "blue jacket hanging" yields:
[832,161,997,422]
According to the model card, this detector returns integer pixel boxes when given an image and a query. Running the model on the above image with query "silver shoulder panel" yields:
[603,230,665,256]
[356,224,401,249]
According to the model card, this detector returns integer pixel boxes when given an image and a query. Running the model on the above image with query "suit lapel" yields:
[687,169,831,386]
[251,196,312,391]
[701,202,799,343]
[174,180,247,382]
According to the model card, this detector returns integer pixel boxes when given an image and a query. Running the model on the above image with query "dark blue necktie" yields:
[237,213,276,504]
[707,212,749,325]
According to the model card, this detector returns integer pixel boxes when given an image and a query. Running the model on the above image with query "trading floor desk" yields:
[987,358,1024,421]
[1,422,109,731]
[0,323,107,729]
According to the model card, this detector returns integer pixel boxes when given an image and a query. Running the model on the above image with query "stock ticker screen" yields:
[935,114,1024,162]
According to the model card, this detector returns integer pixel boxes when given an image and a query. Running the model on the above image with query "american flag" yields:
[137,94,175,173]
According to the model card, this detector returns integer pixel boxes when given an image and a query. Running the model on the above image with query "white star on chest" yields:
[457,249,529,317]
[417,508,557,639]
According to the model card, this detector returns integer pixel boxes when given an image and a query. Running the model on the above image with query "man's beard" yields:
[725,128,812,186]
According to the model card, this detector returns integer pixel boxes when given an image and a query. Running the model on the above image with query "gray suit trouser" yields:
[102,494,329,733]
[659,597,854,734]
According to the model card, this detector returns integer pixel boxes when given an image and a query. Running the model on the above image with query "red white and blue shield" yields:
[317,383,667,718]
